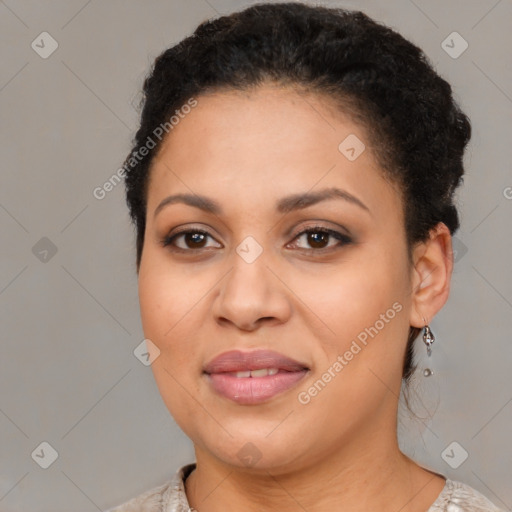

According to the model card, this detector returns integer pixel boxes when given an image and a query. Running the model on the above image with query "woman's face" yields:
[138,84,418,473]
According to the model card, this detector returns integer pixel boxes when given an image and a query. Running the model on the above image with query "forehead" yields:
[159,84,363,157]
[146,84,402,222]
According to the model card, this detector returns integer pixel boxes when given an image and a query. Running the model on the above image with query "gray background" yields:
[0,1,511,510]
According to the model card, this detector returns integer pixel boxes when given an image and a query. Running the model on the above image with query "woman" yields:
[106,3,503,511]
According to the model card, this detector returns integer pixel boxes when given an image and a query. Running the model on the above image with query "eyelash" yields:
[160,224,353,253]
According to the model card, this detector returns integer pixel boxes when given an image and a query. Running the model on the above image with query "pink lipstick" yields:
[203,349,309,405]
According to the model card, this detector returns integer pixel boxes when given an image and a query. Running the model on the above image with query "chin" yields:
[191,421,311,473]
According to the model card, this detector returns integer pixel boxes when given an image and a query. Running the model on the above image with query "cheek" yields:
[138,261,209,374]
[138,257,194,333]
[305,250,410,373]
[138,268,202,420]
[310,255,404,323]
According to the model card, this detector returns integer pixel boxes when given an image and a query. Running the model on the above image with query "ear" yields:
[409,222,454,328]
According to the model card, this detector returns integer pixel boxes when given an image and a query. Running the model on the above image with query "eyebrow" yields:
[153,187,370,218]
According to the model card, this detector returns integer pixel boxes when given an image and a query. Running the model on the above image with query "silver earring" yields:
[422,317,435,377]
[422,322,435,357]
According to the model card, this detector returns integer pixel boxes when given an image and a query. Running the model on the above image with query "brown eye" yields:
[305,231,330,249]
[289,226,352,251]
[161,229,221,251]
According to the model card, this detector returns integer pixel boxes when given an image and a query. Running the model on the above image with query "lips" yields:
[204,349,308,373]
[203,349,309,405]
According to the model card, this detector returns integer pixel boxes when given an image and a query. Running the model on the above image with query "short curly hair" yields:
[122,2,471,389]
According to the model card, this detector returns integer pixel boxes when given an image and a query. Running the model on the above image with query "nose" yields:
[212,250,292,332]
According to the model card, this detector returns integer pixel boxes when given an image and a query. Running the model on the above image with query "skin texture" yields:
[137,83,453,512]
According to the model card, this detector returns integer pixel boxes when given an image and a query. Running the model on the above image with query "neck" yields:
[184,416,445,512]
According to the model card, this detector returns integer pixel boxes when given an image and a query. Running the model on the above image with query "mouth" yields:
[203,349,310,405]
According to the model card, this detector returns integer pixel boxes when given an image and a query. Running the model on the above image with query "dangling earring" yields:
[422,317,435,377]
[423,321,435,356]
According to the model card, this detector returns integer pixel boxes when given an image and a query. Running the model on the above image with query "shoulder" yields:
[103,463,196,512]
[103,481,170,512]
[429,478,505,512]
